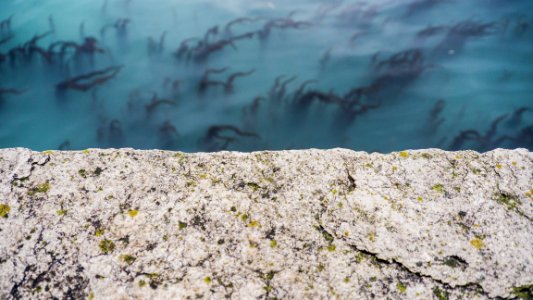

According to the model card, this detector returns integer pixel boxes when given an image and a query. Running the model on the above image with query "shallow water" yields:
[0,0,532,152]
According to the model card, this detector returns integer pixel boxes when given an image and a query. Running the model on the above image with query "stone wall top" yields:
[0,148,532,299]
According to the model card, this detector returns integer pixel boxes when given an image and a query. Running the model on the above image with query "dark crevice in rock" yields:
[27,155,51,177]
[10,154,51,191]
[340,238,492,298]
[494,180,532,223]
[9,265,33,299]
[345,168,357,192]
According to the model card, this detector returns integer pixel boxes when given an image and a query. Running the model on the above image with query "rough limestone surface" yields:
[0,148,532,300]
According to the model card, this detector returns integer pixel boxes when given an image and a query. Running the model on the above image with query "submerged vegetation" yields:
[0,0,532,152]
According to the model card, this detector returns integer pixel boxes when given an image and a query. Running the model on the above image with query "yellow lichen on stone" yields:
[526,189,533,201]
[95,227,105,237]
[204,276,212,284]
[470,237,484,250]
[496,164,503,169]
[128,210,138,217]
[0,203,11,218]
[367,231,376,242]
[399,151,409,158]
[396,282,407,293]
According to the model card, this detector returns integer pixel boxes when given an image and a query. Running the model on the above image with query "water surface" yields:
[1,0,532,152]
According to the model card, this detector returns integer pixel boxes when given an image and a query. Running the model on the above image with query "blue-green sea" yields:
[1,0,532,152]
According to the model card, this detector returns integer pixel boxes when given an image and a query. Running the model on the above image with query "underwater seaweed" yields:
[0,0,531,152]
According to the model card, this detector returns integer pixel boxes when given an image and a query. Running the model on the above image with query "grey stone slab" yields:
[0,148,532,299]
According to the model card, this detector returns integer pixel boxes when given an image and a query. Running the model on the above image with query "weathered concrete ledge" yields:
[0,148,532,299]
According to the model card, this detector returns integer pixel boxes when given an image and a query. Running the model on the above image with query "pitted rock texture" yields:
[0,148,532,299]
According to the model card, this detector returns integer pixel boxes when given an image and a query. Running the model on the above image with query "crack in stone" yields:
[10,154,51,192]
[493,173,532,223]
[317,220,497,299]
[345,167,357,192]
[9,265,33,299]
[337,236,492,298]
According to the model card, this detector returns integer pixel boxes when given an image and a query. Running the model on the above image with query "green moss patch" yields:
[99,239,116,254]
[495,193,521,211]
[94,167,103,176]
[322,230,334,243]
[421,153,433,159]
[442,256,467,268]
[343,277,350,283]
[432,287,449,300]
[512,285,532,300]
[178,221,188,230]
[78,169,87,178]
[120,254,136,265]
[28,182,51,196]
[246,182,261,191]
[396,282,407,293]
[432,184,444,193]
[240,214,249,222]
[265,271,275,281]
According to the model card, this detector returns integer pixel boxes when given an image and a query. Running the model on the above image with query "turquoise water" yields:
[0,0,532,152]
